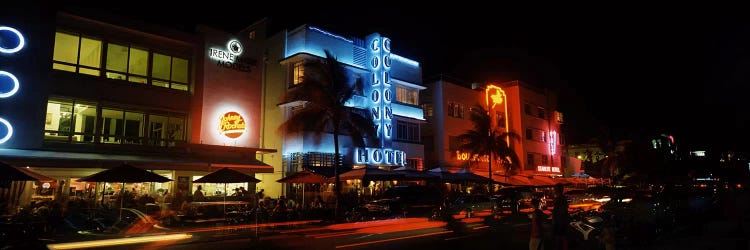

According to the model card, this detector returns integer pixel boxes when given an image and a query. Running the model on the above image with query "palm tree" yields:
[278,50,377,222]
[458,104,520,194]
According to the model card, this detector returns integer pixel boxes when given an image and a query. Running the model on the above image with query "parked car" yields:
[447,194,497,218]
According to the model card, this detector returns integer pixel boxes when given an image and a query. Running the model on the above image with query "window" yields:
[541,155,548,165]
[406,158,423,171]
[52,31,190,91]
[527,153,535,167]
[495,111,506,128]
[537,107,546,119]
[396,86,418,105]
[44,99,97,143]
[555,111,564,123]
[421,103,433,117]
[151,53,189,90]
[526,128,547,142]
[524,103,532,115]
[292,61,304,85]
[43,98,185,146]
[396,121,420,143]
[52,32,102,76]
[448,102,464,118]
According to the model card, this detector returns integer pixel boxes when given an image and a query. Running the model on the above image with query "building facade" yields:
[0,5,274,209]
[422,77,564,177]
[257,24,426,197]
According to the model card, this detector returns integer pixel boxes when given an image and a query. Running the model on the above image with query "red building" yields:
[422,77,564,178]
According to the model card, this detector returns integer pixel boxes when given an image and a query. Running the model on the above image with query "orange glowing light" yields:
[485,85,506,109]
[219,111,246,139]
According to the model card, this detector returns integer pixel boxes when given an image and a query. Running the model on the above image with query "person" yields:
[551,184,570,250]
[530,198,546,250]
[193,185,205,202]
[256,189,265,199]
[239,186,250,197]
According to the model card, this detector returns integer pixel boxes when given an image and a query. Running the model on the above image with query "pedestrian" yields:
[193,185,205,202]
[551,184,570,250]
[530,198,546,250]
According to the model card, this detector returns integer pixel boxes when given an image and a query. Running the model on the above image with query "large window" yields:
[44,99,97,143]
[396,121,420,143]
[151,53,189,90]
[495,111,506,128]
[421,103,433,117]
[53,31,190,91]
[44,98,185,146]
[292,61,304,85]
[448,102,464,118]
[52,32,102,76]
[526,128,547,142]
[396,86,418,105]
[105,43,148,84]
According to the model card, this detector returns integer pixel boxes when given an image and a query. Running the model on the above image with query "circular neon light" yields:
[227,39,243,55]
[382,38,391,52]
[219,111,246,139]
[0,71,19,98]
[0,117,12,144]
[0,26,25,54]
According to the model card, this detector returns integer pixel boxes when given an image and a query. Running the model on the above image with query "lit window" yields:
[152,53,189,90]
[421,103,433,117]
[44,99,97,143]
[52,32,102,76]
[292,61,304,85]
[396,86,418,105]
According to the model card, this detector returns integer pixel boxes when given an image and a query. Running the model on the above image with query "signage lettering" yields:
[208,39,256,72]
[219,111,247,139]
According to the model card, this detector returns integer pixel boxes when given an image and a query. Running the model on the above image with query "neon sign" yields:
[352,33,404,166]
[455,151,491,163]
[485,85,509,131]
[0,71,19,98]
[219,111,246,139]
[537,166,561,173]
[355,147,405,165]
[0,117,12,144]
[0,26,25,54]
[208,39,256,72]
[549,130,557,155]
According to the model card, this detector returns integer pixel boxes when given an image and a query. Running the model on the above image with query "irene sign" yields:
[219,111,246,139]
[208,39,256,72]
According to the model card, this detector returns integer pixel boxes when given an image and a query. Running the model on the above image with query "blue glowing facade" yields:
[262,25,426,178]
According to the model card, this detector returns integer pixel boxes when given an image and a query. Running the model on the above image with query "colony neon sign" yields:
[218,111,246,139]
[353,34,404,166]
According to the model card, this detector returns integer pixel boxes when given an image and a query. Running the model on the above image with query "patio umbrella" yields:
[335,165,403,182]
[1,161,54,182]
[277,170,329,206]
[77,163,172,221]
[393,166,439,181]
[193,168,261,216]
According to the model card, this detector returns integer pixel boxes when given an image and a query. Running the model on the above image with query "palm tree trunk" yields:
[488,152,493,196]
[333,128,341,222]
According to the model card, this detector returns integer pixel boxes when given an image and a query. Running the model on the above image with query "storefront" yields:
[0,7,274,212]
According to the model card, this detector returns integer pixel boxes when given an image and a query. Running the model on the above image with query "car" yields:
[447,194,497,218]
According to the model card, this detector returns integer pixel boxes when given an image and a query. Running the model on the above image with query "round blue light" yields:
[0,26,25,54]
[0,117,12,144]
[0,71,19,98]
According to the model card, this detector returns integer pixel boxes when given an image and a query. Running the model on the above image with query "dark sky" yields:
[59,2,748,151]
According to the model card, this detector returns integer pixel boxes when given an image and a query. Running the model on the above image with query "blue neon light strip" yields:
[308,26,353,43]
[391,54,419,67]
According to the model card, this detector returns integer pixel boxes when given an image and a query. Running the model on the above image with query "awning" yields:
[0,147,274,173]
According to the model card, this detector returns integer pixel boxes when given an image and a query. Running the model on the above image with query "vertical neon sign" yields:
[357,33,403,166]
[549,130,557,155]
[485,85,509,143]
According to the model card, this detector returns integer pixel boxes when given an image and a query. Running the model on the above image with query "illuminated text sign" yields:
[537,166,561,173]
[208,39,256,72]
[219,111,246,139]
[355,147,405,165]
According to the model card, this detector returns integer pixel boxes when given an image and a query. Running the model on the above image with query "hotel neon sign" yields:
[353,34,404,166]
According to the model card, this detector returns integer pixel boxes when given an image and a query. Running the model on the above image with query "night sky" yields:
[55,2,748,152]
